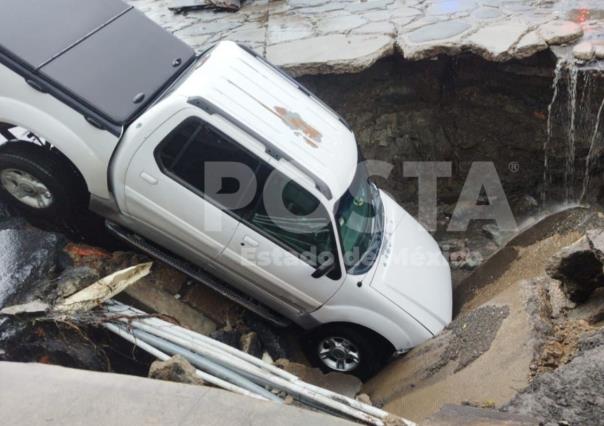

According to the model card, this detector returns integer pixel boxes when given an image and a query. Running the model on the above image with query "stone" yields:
[538,20,583,45]
[149,355,205,386]
[466,22,530,60]
[405,20,472,44]
[545,236,604,303]
[240,331,263,358]
[503,340,604,425]
[572,41,595,61]
[514,31,548,58]
[275,359,362,398]
[355,393,373,406]
[586,228,604,263]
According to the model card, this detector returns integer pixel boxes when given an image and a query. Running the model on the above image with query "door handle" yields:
[241,236,259,247]
[140,172,158,185]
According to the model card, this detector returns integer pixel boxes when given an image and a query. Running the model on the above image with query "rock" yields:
[545,236,604,303]
[149,355,204,386]
[450,249,483,270]
[0,228,65,309]
[538,21,583,45]
[210,329,242,349]
[572,41,595,61]
[355,393,373,406]
[465,22,529,60]
[54,266,100,299]
[275,359,362,398]
[586,228,604,263]
[240,331,263,358]
[503,338,604,425]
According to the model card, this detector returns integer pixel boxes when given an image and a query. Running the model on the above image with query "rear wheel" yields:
[0,142,89,230]
[304,324,391,380]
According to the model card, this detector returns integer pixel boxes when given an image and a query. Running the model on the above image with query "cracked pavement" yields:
[128,0,604,74]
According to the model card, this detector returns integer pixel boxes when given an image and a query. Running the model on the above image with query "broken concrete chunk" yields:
[573,41,595,61]
[546,236,604,303]
[538,21,583,45]
[355,393,373,406]
[149,355,205,386]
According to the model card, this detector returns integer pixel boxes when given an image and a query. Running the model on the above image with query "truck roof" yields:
[176,42,358,202]
[0,0,195,134]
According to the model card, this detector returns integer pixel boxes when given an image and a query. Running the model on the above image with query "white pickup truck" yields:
[0,0,451,378]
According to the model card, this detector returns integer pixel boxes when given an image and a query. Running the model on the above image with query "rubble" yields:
[149,355,206,386]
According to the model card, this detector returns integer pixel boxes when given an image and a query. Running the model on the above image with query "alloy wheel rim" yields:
[0,168,53,209]
[317,336,361,372]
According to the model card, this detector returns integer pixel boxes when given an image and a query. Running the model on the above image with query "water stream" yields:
[542,59,565,204]
[580,95,604,202]
[543,58,604,206]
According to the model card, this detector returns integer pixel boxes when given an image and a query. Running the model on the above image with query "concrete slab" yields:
[0,361,355,426]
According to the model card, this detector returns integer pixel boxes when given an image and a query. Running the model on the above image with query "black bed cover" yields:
[0,0,196,133]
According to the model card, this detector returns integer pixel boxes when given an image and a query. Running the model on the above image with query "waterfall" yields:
[565,65,579,202]
[580,95,604,202]
[542,59,565,204]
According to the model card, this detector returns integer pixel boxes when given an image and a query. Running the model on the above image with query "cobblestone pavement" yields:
[129,0,603,74]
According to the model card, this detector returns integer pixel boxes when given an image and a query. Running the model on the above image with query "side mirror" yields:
[312,257,336,279]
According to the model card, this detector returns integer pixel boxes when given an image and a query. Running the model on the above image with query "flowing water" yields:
[542,60,565,204]
[580,95,604,202]
[565,65,579,202]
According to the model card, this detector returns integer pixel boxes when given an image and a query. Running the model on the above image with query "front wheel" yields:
[303,324,391,380]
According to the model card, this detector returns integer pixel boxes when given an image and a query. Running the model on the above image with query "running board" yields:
[106,221,291,328]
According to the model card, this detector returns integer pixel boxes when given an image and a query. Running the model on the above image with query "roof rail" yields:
[188,96,333,200]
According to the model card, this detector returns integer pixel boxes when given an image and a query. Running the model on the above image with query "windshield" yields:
[335,163,384,274]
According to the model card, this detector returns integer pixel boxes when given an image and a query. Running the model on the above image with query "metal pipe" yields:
[103,322,269,401]
[106,302,298,380]
[129,327,281,403]
[126,320,384,425]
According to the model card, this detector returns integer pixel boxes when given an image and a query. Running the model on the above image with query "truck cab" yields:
[0,0,451,378]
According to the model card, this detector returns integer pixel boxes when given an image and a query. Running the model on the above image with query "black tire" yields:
[303,324,391,380]
[0,142,89,226]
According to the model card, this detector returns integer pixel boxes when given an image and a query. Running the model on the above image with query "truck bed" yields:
[0,0,196,134]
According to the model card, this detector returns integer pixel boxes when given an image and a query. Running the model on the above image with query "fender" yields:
[309,302,432,351]
[0,64,119,199]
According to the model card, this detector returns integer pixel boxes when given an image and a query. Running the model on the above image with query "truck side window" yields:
[249,166,338,269]
[156,117,260,214]
[156,117,337,269]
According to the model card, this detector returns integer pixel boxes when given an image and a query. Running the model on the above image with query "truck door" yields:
[123,112,244,263]
[218,163,345,313]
